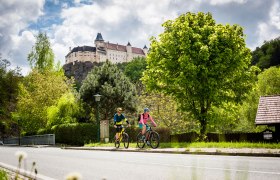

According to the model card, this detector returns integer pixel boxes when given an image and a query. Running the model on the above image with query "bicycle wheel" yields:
[114,136,120,149]
[149,131,160,149]
[122,133,129,149]
[136,132,145,148]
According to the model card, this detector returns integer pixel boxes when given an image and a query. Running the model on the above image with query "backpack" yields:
[138,113,149,121]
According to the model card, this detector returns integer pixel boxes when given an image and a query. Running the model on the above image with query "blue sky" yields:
[0,0,280,75]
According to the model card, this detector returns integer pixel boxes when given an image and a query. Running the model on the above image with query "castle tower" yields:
[126,42,132,61]
[95,32,105,48]
[143,45,148,55]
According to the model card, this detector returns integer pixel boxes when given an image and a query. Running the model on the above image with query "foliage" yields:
[27,32,54,72]
[138,93,199,134]
[251,36,280,70]
[0,55,22,137]
[237,66,280,132]
[208,102,240,133]
[51,123,98,145]
[124,57,147,83]
[257,66,280,95]
[47,92,80,127]
[79,60,138,121]
[142,12,255,140]
[124,57,147,95]
[0,169,8,180]
[14,70,71,133]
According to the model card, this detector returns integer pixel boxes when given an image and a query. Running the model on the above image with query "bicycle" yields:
[136,125,160,149]
[114,126,129,149]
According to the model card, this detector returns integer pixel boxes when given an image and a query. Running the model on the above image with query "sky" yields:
[0,0,280,75]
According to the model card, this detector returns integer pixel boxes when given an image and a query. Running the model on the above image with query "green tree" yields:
[237,67,280,132]
[251,37,280,70]
[124,57,147,83]
[14,70,71,133]
[47,92,80,127]
[142,12,255,140]
[124,57,147,95]
[258,66,280,95]
[27,32,54,72]
[79,60,137,121]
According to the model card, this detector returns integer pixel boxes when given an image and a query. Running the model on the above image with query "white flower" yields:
[65,172,82,180]
[15,151,27,162]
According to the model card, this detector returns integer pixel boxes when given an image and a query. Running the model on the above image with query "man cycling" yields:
[139,108,157,143]
[114,107,130,141]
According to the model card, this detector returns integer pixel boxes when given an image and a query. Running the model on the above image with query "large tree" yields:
[142,12,256,139]
[13,32,72,133]
[27,32,54,72]
[79,60,137,121]
[14,70,70,133]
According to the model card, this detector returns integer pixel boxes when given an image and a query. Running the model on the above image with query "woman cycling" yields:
[139,108,157,142]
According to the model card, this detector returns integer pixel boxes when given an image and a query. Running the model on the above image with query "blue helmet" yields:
[144,108,150,113]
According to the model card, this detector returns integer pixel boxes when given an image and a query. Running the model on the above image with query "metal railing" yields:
[3,134,55,145]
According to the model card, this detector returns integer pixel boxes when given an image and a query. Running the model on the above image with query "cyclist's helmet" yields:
[144,108,150,113]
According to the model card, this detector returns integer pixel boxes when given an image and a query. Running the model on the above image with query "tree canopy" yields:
[251,37,280,70]
[14,70,71,133]
[79,61,137,121]
[27,32,54,72]
[142,12,256,139]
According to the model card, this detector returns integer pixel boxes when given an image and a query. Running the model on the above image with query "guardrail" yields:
[3,134,55,145]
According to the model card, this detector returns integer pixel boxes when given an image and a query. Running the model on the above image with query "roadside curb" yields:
[63,147,280,157]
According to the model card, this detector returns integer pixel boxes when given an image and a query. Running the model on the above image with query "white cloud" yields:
[208,0,247,5]
[52,0,184,65]
[270,1,280,30]
[2,0,280,75]
[253,1,280,48]
[0,0,44,75]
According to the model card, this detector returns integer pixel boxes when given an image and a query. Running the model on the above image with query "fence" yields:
[3,134,55,145]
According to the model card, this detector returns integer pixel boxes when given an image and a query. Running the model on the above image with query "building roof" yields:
[132,47,145,55]
[66,46,96,57]
[106,42,126,52]
[255,95,280,125]
[105,42,145,55]
[95,33,104,41]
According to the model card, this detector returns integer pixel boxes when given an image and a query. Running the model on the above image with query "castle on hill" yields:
[65,33,148,64]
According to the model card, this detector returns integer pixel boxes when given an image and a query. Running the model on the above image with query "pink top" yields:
[140,113,157,127]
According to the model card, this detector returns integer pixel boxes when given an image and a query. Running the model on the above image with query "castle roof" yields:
[106,42,126,52]
[66,46,96,57]
[95,33,104,41]
[105,42,145,55]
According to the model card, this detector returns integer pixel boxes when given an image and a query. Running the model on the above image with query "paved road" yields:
[0,146,280,180]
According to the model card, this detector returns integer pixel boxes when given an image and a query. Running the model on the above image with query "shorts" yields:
[139,123,148,129]
[115,125,123,133]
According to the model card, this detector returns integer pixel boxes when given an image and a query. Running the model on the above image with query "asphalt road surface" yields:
[0,146,280,180]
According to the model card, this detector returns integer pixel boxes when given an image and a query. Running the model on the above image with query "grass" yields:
[85,142,280,149]
[0,169,8,180]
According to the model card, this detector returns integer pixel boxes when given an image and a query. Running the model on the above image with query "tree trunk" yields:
[199,105,208,141]
[199,118,207,141]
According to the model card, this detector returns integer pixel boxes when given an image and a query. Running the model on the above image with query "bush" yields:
[51,123,98,145]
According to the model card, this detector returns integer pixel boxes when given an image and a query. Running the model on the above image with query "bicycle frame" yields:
[116,128,125,141]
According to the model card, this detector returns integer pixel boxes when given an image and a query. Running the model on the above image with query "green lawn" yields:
[85,142,280,149]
